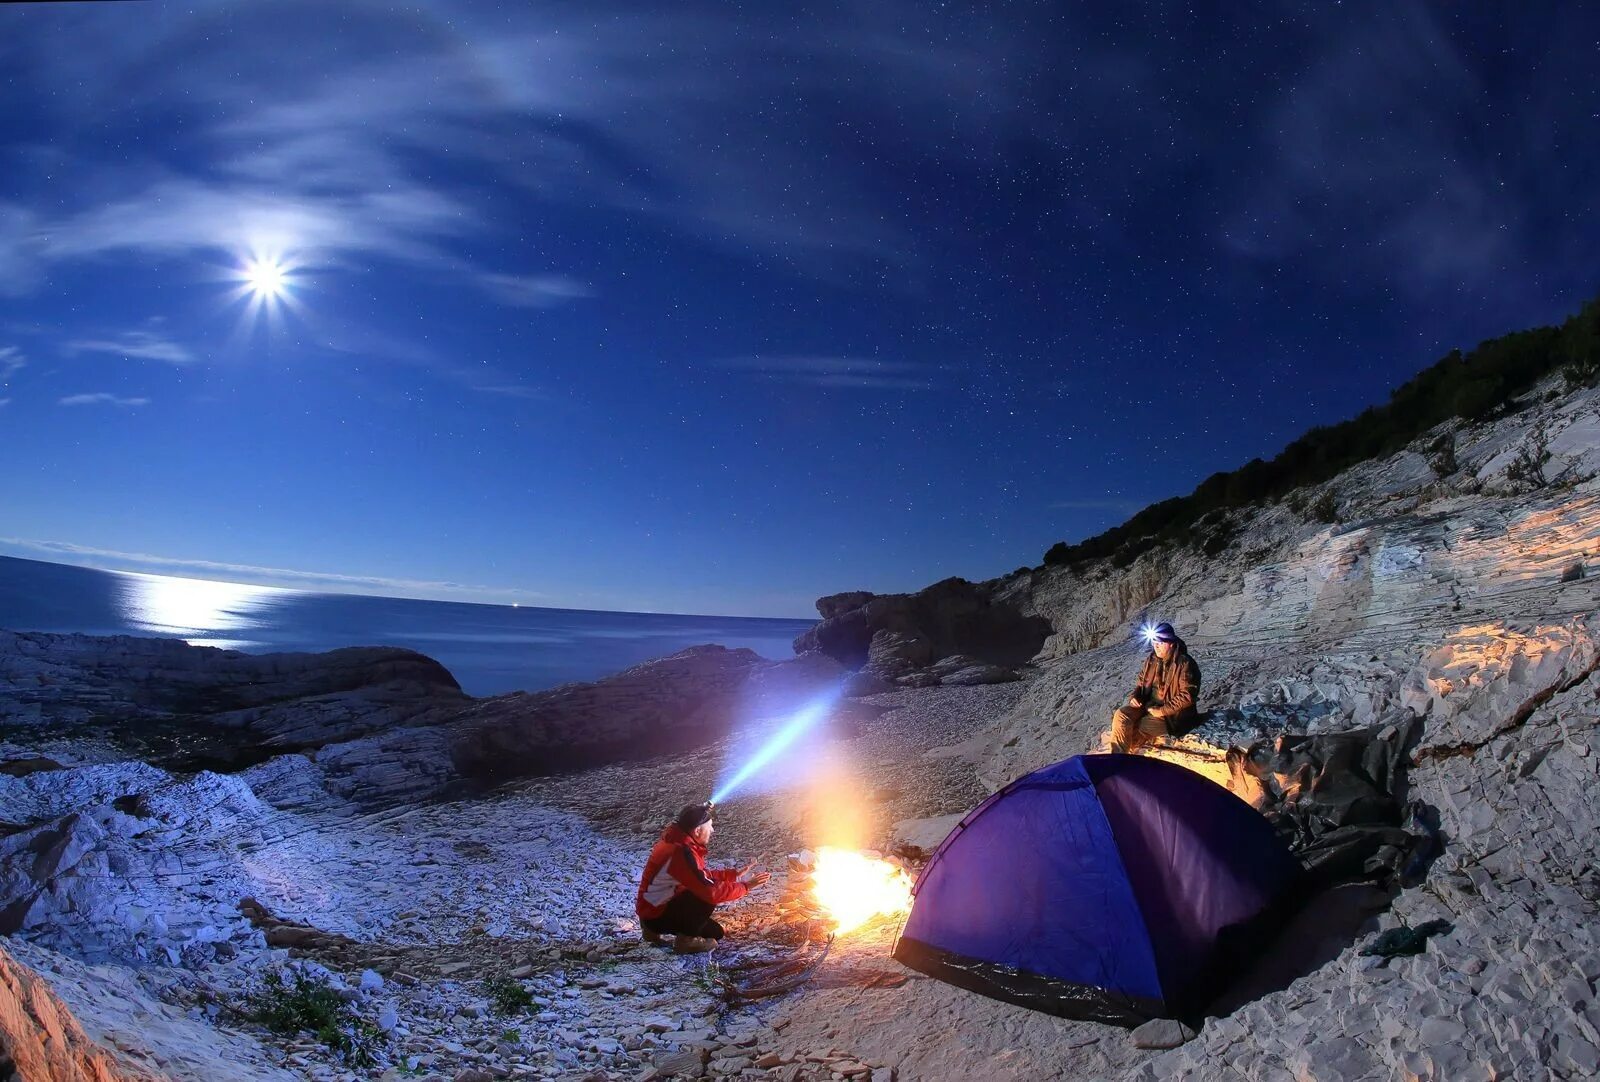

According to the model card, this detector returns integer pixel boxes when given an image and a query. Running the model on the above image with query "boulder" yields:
[1131,1018,1197,1049]
[794,578,1051,673]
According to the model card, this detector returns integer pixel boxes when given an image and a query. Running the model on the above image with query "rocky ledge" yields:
[0,630,465,770]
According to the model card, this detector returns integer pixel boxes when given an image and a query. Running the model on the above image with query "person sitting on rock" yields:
[1110,622,1201,754]
[635,802,769,954]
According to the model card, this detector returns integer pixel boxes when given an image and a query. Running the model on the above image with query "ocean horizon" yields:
[0,554,816,696]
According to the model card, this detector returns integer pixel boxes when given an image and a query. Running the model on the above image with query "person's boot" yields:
[641,928,664,945]
[672,935,716,954]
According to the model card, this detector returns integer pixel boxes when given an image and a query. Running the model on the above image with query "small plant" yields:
[691,957,724,995]
[1505,429,1553,489]
[484,975,535,1016]
[500,1027,523,1044]
[244,969,382,1069]
[1310,492,1340,524]
[1425,432,1458,477]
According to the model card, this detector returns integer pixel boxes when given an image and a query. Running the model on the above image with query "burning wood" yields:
[788,847,913,934]
[715,848,916,1003]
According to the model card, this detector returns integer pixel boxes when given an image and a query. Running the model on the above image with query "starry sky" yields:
[1,2,1597,617]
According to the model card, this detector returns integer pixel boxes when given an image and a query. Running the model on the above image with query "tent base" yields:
[892,935,1164,1028]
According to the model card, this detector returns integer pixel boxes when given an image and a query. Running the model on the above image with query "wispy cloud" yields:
[65,329,194,364]
[0,345,24,382]
[478,273,594,308]
[0,5,1070,302]
[58,393,149,407]
[0,398,10,408]
[0,537,546,603]
[717,355,946,390]
[31,175,476,273]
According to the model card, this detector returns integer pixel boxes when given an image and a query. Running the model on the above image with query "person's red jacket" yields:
[636,823,748,920]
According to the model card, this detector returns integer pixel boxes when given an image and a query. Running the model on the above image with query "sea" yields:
[0,555,816,697]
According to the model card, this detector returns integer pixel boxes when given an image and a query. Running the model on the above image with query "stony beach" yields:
[2,375,1599,1080]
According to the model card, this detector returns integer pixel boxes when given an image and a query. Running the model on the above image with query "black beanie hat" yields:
[1152,622,1178,643]
[674,802,714,832]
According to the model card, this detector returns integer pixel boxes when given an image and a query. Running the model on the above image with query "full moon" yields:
[245,258,287,298]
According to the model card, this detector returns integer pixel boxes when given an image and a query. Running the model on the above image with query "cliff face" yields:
[977,378,1600,788]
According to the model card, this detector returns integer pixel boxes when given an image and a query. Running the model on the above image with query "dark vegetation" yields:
[485,975,536,1015]
[1043,293,1600,568]
[244,969,382,1067]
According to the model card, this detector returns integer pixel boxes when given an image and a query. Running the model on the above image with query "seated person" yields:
[1110,622,1201,754]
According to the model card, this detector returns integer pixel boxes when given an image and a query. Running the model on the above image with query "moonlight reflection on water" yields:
[113,570,295,650]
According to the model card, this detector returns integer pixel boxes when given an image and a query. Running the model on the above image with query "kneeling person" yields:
[635,802,769,953]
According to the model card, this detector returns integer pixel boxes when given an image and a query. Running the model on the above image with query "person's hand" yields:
[744,871,771,889]
[737,863,769,888]
[1126,694,1143,708]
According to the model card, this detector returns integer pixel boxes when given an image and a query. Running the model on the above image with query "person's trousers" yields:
[641,892,725,940]
[1110,704,1169,755]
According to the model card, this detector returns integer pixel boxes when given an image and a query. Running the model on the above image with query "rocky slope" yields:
[0,375,1595,1080]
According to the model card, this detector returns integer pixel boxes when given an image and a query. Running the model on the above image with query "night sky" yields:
[2,3,1597,617]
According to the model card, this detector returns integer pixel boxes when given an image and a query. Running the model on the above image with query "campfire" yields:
[715,847,915,1004]
[800,846,913,934]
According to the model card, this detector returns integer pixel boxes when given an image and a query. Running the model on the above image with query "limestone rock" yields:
[794,577,1051,672]
[0,629,465,768]
[1131,1018,1196,1049]
[0,942,147,1080]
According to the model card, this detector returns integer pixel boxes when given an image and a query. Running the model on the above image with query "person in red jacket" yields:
[636,802,770,953]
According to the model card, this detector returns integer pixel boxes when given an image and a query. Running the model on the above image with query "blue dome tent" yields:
[892,754,1300,1026]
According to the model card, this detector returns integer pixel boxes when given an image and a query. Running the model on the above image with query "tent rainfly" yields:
[893,753,1300,1026]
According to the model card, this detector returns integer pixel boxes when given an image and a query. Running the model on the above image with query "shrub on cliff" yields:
[1563,296,1600,388]
[1042,290,1599,568]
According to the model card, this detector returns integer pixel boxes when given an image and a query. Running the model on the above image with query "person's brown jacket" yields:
[1133,638,1201,723]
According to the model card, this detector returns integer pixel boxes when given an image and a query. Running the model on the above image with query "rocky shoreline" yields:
[2,375,1599,1080]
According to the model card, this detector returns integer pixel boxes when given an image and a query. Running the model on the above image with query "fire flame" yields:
[809,847,913,934]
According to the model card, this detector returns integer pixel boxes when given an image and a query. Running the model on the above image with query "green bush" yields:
[484,975,535,1015]
[1040,291,1600,568]
[244,969,382,1068]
